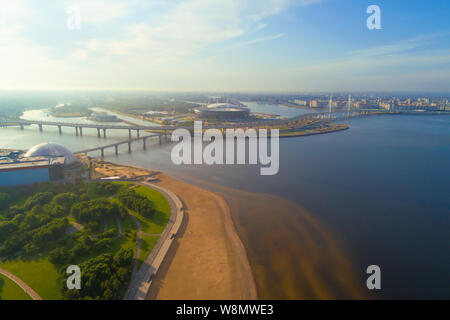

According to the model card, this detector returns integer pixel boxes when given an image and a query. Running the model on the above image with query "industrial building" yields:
[89,112,121,122]
[194,103,250,120]
[0,143,85,186]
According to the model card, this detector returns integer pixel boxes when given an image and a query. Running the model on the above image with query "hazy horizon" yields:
[1,0,449,92]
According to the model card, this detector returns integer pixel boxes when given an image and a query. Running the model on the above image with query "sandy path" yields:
[0,268,42,300]
[148,174,257,300]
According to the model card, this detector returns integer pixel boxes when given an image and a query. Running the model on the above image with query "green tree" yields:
[0,192,11,210]
[24,192,53,210]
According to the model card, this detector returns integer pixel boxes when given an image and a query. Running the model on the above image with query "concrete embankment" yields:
[124,181,184,300]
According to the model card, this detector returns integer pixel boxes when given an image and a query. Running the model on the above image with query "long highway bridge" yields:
[0,119,173,139]
[1,109,445,158]
[74,134,168,157]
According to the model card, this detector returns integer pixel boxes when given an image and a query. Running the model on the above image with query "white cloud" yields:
[6,0,448,92]
[1,0,311,89]
[225,33,285,50]
[70,0,318,62]
[350,34,444,57]
[64,0,131,25]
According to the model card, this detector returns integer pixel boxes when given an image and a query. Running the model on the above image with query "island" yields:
[50,104,92,118]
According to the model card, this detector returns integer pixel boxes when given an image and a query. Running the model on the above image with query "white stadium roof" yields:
[206,103,249,111]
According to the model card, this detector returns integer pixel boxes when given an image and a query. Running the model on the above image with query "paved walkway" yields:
[0,268,42,300]
[123,181,184,300]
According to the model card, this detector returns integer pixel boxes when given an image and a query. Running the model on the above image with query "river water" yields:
[2,105,450,299]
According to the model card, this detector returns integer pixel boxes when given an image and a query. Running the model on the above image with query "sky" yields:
[0,0,449,92]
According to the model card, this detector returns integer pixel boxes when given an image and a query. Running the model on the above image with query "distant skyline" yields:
[1,0,449,92]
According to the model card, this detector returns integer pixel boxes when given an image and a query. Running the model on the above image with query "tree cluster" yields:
[48,228,117,266]
[62,248,134,300]
[71,199,126,224]
[93,182,121,196]
[0,190,77,256]
[118,189,154,218]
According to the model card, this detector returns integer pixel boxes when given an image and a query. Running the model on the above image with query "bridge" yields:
[0,119,174,139]
[204,110,382,129]
[0,110,408,137]
[1,109,445,158]
[74,133,168,157]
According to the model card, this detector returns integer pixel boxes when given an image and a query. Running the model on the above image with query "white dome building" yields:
[24,143,78,164]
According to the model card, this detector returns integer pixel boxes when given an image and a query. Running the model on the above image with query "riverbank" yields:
[168,172,368,299]
[279,123,349,138]
[81,157,257,299]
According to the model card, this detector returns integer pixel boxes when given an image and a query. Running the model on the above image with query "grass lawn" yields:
[103,234,137,259]
[131,185,171,234]
[112,181,136,188]
[109,198,138,233]
[138,235,160,268]
[0,258,62,300]
[0,275,32,300]
[86,183,109,199]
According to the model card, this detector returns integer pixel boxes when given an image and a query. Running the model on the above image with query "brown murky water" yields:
[170,173,367,299]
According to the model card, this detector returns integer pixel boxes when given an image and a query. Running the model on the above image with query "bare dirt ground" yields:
[148,174,257,300]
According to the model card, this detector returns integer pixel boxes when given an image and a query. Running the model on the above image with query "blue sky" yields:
[1,0,449,92]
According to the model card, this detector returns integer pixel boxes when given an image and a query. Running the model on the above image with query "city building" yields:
[0,143,86,186]
[293,99,307,106]
[89,112,121,122]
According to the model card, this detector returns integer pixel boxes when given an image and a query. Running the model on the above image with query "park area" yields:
[0,180,170,300]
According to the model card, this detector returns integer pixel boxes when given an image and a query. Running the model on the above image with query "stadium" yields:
[194,103,250,120]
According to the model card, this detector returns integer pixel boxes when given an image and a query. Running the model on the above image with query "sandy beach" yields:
[168,173,368,300]
[81,156,257,300]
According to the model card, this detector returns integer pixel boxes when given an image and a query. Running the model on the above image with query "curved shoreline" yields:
[279,124,349,138]
[206,190,258,299]
[85,157,257,299]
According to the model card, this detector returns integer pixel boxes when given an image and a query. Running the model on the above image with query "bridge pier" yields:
[75,127,79,136]
[97,128,101,138]
[79,127,83,136]
[159,134,162,145]
[128,129,132,140]
[103,128,107,138]
[115,145,118,155]
[20,124,24,130]
[137,130,140,138]
[128,141,131,153]
[143,137,146,150]
[101,148,104,158]
[38,124,43,132]
[58,125,62,134]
